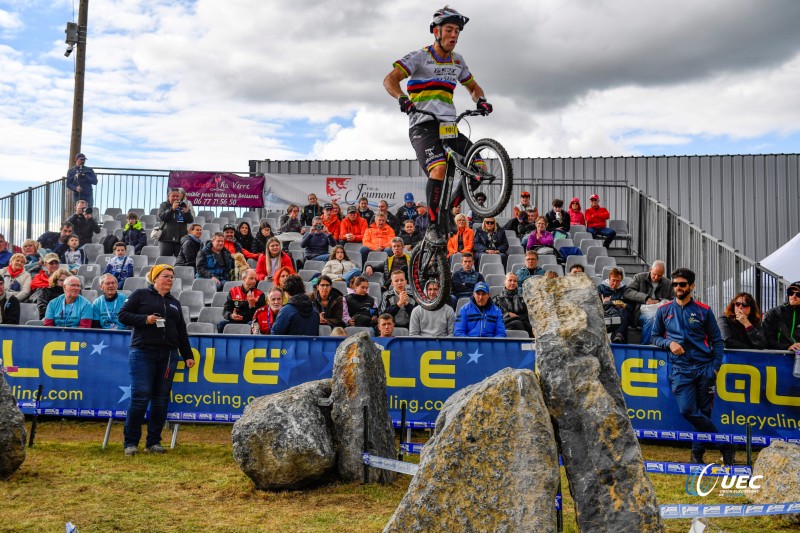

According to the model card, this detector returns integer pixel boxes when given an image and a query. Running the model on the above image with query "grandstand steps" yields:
[607,248,648,278]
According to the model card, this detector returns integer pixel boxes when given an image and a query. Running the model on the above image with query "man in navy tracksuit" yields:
[651,268,734,465]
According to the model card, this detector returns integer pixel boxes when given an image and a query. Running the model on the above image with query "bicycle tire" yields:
[461,138,513,218]
[408,242,451,311]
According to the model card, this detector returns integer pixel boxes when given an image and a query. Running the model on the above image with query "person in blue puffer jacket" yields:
[455,282,506,338]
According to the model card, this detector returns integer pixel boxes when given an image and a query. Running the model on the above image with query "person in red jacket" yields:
[256,237,296,281]
[338,205,368,245]
[585,194,616,248]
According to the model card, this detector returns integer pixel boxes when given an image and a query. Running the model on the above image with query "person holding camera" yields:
[66,153,98,208]
[117,264,195,456]
[300,216,336,262]
[66,200,101,246]
[157,188,195,257]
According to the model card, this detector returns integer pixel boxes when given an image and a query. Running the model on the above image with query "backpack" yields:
[558,246,582,262]
[102,234,118,254]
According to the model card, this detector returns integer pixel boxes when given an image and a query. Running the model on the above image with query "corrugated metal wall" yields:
[253,154,800,261]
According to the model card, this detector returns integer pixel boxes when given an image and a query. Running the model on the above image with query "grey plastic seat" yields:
[479,263,505,277]
[257,280,274,293]
[211,291,229,307]
[140,246,160,264]
[345,326,373,336]
[455,297,471,315]
[82,244,103,264]
[77,263,102,281]
[122,277,149,292]
[95,253,114,266]
[542,264,564,277]
[154,256,176,266]
[187,322,215,334]
[192,278,219,306]
[569,224,586,237]
[81,289,99,302]
[197,306,224,326]
[178,290,205,320]
[537,255,557,266]
[601,266,625,281]
[393,327,409,337]
[19,303,39,324]
[553,238,574,252]
[586,246,609,266]
[223,323,253,335]
[26,320,45,326]
[477,254,502,266]
[222,280,243,293]
[485,273,506,287]
[318,325,332,336]
[593,256,617,273]
[173,265,195,285]
[505,329,530,339]
[304,260,326,272]
[566,255,589,270]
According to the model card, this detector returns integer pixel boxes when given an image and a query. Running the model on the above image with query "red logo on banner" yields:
[326,177,351,202]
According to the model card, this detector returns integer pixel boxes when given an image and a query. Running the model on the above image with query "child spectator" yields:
[61,235,85,274]
[105,242,135,289]
[122,212,147,255]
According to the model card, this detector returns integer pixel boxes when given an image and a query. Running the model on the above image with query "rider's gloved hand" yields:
[476,97,493,115]
[398,95,416,115]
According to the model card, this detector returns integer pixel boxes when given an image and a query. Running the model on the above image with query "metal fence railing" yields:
[0,180,68,251]
[627,186,789,315]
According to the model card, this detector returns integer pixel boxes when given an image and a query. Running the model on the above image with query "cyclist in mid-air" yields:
[383,5,493,246]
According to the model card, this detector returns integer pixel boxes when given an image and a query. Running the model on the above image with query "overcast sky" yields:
[1,0,799,199]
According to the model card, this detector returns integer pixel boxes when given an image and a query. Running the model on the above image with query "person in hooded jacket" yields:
[176,224,203,267]
[122,212,148,255]
[195,233,234,290]
[761,281,800,351]
[235,221,257,255]
[309,274,347,329]
[253,221,274,254]
[455,282,506,338]
[492,272,532,337]
[271,274,320,335]
[567,197,585,226]
[597,267,632,343]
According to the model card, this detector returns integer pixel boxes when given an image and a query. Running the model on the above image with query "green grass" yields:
[1,420,797,532]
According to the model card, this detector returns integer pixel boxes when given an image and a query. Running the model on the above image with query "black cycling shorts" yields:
[409,120,473,178]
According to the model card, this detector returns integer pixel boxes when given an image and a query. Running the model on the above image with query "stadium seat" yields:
[81,289,98,302]
[489,286,503,298]
[192,278,218,306]
[366,272,383,285]
[77,263,101,280]
[477,254,502,266]
[569,224,586,237]
[586,246,609,267]
[82,244,103,264]
[593,256,617,274]
[154,256,176,266]
[572,232,593,248]
[104,208,122,219]
[553,238,574,252]
[508,263,523,274]
[257,280,274,294]
[26,320,45,326]
[332,280,348,295]
[455,297,470,315]
[318,325,332,336]
[139,214,157,228]
[298,269,318,282]
[580,238,599,256]
[542,264,564,277]
[181,305,191,324]
[178,291,205,320]
[304,260,326,272]
[193,216,206,226]
[368,282,381,302]
[223,323,252,335]
[222,280,243,293]
[601,266,625,281]
[211,217,229,226]
[173,266,195,286]
[200,230,211,242]
[449,253,463,267]
[485,273,506,287]
[197,210,215,220]
[123,277,149,292]
[566,255,589,270]
[505,330,530,339]
[220,211,237,221]
[197,306,224,326]
[506,254,525,269]
[140,246,160,264]
[393,327,409,337]
[365,251,388,267]
[343,243,362,256]
[480,263,504,276]
[103,221,121,232]
[19,303,39,324]
[211,292,228,307]
[507,245,525,256]
[95,254,114,266]
[203,223,221,234]
[187,322,215,334]
[537,255,557,266]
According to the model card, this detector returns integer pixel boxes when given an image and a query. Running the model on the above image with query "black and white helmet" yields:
[430,5,469,33]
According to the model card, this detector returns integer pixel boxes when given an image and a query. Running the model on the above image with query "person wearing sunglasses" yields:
[650,268,734,466]
[717,292,766,349]
[473,217,509,268]
[762,281,800,352]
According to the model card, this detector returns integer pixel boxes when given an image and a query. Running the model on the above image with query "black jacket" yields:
[0,294,20,324]
[118,286,193,360]
[545,209,571,235]
[272,293,320,336]
[717,315,767,350]
[176,234,202,267]
[301,204,323,226]
[492,288,529,324]
[762,303,800,350]
[310,287,346,328]
[157,201,194,243]
[66,214,101,246]
[122,224,148,255]
[35,286,63,319]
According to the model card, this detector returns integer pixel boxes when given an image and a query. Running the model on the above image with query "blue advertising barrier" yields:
[2,326,798,440]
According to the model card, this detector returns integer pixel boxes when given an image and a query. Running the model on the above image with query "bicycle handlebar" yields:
[411,108,488,124]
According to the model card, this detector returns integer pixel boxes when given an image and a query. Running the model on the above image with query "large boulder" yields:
[0,373,26,478]
[524,274,663,532]
[331,332,396,484]
[232,379,335,490]
[384,368,560,533]
[749,440,800,524]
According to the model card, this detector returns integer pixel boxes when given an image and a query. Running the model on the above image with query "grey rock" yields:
[231,379,335,490]
[524,274,663,532]
[331,332,396,484]
[0,373,26,478]
[749,440,800,524]
[384,368,560,533]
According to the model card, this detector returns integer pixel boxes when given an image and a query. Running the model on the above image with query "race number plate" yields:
[439,122,458,139]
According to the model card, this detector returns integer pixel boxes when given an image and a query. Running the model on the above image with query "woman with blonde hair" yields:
[21,239,46,274]
[447,213,474,258]
[256,237,295,281]
[0,253,33,302]
[35,268,70,318]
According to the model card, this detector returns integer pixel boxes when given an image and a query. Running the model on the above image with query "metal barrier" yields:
[627,186,790,314]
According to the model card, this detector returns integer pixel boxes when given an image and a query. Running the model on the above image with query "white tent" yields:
[760,231,800,283]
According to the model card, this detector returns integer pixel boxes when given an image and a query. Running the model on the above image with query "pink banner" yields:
[167,171,264,208]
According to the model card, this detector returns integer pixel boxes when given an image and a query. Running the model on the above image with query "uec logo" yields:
[685,463,763,497]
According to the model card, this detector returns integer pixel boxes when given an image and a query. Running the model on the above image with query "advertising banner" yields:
[2,326,798,440]
[262,173,427,211]
[167,171,265,208]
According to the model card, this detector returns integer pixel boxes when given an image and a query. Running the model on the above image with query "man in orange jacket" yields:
[321,203,341,241]
[338,205,367,245]
[359,212,395,265]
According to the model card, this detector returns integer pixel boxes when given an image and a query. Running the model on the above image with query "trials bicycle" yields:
[408,108,513,311]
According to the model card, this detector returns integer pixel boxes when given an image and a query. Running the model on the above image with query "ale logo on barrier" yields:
[685,463,762,498]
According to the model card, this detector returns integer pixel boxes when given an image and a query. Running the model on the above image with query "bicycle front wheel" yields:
[408,242,451,311]
[461,138,513,218]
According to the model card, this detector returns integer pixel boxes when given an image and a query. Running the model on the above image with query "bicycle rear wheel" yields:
[408,242,451,311]
[461,138,513,218]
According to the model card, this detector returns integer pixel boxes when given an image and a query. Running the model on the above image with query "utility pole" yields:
[64,0,89,220]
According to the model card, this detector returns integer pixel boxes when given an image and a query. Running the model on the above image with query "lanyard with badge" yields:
[102,297,120,329]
